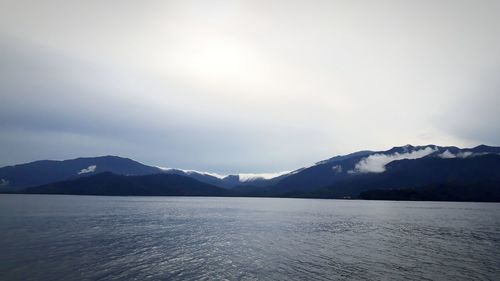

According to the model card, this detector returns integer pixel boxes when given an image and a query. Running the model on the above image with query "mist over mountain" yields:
[268,144,500,195]
[0,156,284,191]
[0,156,159,191]
[2,144,500,201]
[227,144,500,201]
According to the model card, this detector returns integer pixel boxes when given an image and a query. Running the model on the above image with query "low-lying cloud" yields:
[238,171,291,182]
[157,166,289,181]
[438,150,492,159]
[438,150,456,159]
[78,165,97,175]
[350,147,436,173]
[157,167,227,179]
[331,165,343,173]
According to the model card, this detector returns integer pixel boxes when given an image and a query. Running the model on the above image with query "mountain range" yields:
[0,156,277,191]
[23,172,230,197]
[1,144,500,201]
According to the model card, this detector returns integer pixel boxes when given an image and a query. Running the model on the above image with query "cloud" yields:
[0,1,499,172]
[158,166,289,181]
[438,150,456,159]
[332,165,343,173]
[457,152,473,158]
[78,165,97,174]
[157,166,226,179]
[238,171,291,181]
[438,150,492,159]
[350,147,436,173]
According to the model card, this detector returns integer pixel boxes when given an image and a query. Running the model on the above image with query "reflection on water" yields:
[0,195,499,280]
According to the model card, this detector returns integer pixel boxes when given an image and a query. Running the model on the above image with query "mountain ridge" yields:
[22,172,231,196]
[2,144,500,201]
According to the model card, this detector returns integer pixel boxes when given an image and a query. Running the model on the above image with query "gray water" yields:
[0,195,499,281]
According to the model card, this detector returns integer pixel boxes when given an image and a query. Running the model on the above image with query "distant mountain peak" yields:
[402,144,414,149]
[0,156,161,191]
[316,150,373,165]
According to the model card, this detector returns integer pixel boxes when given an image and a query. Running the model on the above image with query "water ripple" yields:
[0,195,499,280]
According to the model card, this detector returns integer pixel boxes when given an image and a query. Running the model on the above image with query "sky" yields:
[0,0,499,174]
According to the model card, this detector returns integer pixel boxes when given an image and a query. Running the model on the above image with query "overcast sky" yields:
[1,0,499,173]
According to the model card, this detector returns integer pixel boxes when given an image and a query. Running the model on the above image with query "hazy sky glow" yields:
[1,0,499,173]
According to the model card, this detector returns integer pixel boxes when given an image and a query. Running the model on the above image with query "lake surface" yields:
[0,195,499,281]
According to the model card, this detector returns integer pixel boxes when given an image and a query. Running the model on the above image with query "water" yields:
[0,195,499,281]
